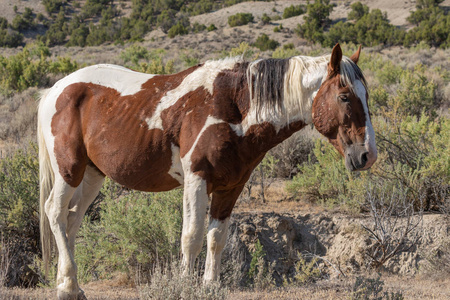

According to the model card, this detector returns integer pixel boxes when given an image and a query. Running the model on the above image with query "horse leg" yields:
[45,175,79,299]
[67,166,105,253]
[66,166,105,279]
[204,186,244,283]
[181,173,209,273]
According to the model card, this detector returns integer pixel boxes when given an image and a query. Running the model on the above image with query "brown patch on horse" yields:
[52,65,201,189]
[51,84,91,187]
[190,120,305,220]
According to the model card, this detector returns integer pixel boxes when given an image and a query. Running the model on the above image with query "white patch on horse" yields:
[146,58,239,130]
[62,64,154,96]
[204,217,230,282]
[168,143,183,185]
[181,173,208,272]
[354,80,377,160]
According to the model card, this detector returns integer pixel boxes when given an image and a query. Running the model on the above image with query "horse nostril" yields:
[361,152,368,165]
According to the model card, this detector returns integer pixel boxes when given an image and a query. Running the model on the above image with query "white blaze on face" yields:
[354,80,377,166]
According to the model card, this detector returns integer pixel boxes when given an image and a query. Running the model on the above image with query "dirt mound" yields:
[223,212,449,283]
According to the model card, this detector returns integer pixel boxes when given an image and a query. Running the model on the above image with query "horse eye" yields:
[338,94,350,102]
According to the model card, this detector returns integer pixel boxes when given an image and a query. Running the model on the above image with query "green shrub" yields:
[352,274,404,300]
[181,52,200,67]
[228,13,254,27]
[40,9,67,46]
[223,42,254,59]
[120,47,174,75]
[297,0,333,38]
[272,45,301,59]
[282,4,305,19]
[252,34,279,51]
[323,7,405,47]
[0,145,39,240]
[191,22,206,33]
[120,44,150,66]
[49,56,79,75]
[405,4,449,48]
[247,239,274,290]
[0,43,79,95]
[394,65,438,118]
[186,0,217,16]
[295,18,325,44]
[248,239,265,280]
[0,144,41,287]
[157,9,177,33]
[81,0,112,18]
[76,180,183,282]
[290,254,321,285]
[11,7,36,31]
[168,22,188,38]
[348,2,369,21]
[42,0,63,15]
[286,139,355,209]
[261,13,271,25]
[66,24,89,47]
[0,28,23,47]
[207,24,217,31]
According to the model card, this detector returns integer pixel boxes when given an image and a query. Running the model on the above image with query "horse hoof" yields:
[57,288,86,300]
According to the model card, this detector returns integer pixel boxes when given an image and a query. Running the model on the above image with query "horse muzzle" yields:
[344,144,377,171]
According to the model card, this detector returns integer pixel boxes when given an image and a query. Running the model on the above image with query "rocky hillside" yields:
[223,211,449,283]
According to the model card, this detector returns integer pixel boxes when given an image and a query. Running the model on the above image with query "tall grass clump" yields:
[75,179,183,283]
[140,260,228,300]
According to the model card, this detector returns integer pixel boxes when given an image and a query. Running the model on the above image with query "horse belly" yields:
[90,142,183,192]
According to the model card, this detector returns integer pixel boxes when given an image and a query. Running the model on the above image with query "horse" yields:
[38,43,377,299]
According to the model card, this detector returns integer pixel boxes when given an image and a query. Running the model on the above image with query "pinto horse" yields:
[38,43,376,299]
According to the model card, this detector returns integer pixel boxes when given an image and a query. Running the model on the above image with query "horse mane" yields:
[246,55,329,124]
[247,58,290,116]
[339,56,368,95]
[244,54,367,125]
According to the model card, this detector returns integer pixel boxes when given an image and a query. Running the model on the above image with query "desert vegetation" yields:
[0,0,449,299]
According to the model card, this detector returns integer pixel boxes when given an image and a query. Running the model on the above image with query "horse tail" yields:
[38,89,54,278]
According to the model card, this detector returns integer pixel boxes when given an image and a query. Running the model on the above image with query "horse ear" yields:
[329,43,342,76]
[350,45,362,64]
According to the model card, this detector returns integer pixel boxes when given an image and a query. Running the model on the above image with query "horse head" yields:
[312,44,377,171]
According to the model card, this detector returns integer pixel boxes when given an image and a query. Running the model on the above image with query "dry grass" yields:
[2,273,448,299]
